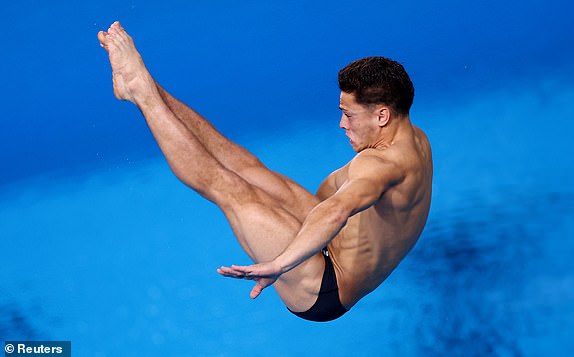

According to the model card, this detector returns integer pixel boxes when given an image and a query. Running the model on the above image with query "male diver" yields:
[98,21,432,322]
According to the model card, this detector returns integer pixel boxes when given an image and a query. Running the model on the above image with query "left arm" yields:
[218,151,404,298]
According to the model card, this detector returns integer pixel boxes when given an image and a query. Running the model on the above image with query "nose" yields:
[339,114,349,129]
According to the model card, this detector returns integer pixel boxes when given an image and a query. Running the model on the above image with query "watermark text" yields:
[4,341,70,357]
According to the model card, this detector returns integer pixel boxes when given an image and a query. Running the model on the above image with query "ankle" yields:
[130,73,159,106]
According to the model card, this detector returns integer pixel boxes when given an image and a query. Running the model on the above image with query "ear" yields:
[377,107,391,127]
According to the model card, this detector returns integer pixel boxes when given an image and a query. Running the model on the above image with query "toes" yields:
[116,24,131,42]
[100,21,136,54]
[111,21,125,36]
[107,21,130,44]
[97,31,108,48]
[106,29,122,45]
[105,31,116,44]
[108,22,121,35]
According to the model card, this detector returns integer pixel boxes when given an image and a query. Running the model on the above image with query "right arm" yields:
[218,152,405,298]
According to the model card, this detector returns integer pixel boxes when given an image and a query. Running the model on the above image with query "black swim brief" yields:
[287,249,349,322]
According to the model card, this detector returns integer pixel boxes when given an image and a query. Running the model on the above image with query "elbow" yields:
[325,199,352,227]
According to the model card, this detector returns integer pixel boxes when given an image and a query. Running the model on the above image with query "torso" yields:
[326,124,433,308]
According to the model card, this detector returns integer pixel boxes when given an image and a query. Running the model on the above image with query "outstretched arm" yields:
[218,150,404,298]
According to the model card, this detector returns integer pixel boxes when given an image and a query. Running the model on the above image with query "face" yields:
[339,91,384,152]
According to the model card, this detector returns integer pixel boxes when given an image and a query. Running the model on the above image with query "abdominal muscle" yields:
[327,202,425,309]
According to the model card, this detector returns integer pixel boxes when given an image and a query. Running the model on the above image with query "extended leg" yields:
[98,22,324,311]
[156,84,318,222]
[155,83,260,177]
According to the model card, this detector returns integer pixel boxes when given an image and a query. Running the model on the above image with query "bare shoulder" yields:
[347,149,406,187]
[413,125,432,159]
[347,125,432,190]
[351,148,398,167]
[414,124,430,140]
[384,125,432,169]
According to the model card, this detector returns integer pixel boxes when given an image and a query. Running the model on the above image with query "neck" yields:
[373,115,411,149]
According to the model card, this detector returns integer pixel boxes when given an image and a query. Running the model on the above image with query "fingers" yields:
[217,265,252,279]
[250,284,263,299]
[217,265,275,300]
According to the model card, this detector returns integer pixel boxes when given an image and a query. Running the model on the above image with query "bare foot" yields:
[98,22,155,104]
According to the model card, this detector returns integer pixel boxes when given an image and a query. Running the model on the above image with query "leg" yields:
[98,22,324,311]
[156,84,317,223]
[155,83,259,175]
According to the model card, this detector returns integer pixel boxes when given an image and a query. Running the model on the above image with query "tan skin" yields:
[98,22,432,313]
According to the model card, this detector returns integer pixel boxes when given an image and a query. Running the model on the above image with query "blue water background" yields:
[1,0,574,356]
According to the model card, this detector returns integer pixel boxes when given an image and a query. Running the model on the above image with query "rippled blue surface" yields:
[1,1,574,356]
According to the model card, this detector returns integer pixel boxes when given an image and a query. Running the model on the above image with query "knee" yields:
[235,156,266,177]
[212,176,262,209]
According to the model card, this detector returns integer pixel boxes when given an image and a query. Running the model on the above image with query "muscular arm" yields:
[275,151,404,273]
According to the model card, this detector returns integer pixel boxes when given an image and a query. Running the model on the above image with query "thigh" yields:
[218,177,309,262]
[209,164,325,311]
[218,181,325,311]
[207,156,317,262]
[239,165,321,223]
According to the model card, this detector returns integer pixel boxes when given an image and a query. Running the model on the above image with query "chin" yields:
[349,139,360,152]
[350,141,365,152]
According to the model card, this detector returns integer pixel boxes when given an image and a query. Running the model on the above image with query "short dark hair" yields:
[338,56,414,116]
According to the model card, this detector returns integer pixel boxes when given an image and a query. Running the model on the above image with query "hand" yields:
[217,260,283,299]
